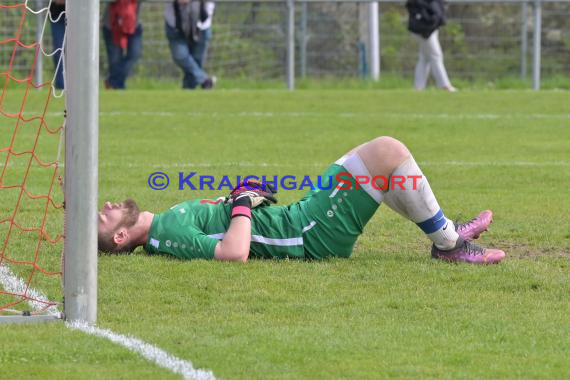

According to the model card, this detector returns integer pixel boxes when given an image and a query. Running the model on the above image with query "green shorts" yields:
[296,154,382,259]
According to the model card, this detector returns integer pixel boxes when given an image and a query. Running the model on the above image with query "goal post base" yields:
[0,314,63,324]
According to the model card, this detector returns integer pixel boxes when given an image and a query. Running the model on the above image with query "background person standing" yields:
[406,0,457,92]
[49,0,65,90]
[165,0,216,90]
[102,0,143,89]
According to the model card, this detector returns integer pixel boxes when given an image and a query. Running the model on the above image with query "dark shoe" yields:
[201,76,216,90]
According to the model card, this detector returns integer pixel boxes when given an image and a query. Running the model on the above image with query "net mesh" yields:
[0,1,64,317]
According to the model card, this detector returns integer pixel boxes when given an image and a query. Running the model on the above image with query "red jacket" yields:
[109,0,138,49]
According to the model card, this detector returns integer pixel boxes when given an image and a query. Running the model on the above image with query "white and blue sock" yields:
[382,157,459,250]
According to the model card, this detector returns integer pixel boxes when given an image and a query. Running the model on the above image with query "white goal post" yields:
[0,0,98,325]
[63,0,99,324]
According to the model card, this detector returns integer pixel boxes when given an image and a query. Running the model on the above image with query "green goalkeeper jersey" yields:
[143,163,380,261]
[144,199,306,260]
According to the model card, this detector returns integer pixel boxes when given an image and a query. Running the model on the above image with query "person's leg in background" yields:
[424,30,456,92]
[191,27,211,69]
[118,24,143,89]
[414,34,431,90]
[165,23,208,89]
[103,26,124,89]
[191,28,215,89]
[50,15,66,89]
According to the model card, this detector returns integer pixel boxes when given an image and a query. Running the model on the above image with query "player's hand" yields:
[226,179,277,219]
[226,179,278,209]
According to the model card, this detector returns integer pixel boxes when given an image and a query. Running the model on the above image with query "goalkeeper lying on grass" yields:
[98,136,505,264]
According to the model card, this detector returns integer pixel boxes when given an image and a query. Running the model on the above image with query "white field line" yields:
[108,160,570,169]
[0,264,60,317]
[66,321,216,380]
[420,160,570,167]
[1,161,569,170]
[42,111,570,119]
[0,264,215,380]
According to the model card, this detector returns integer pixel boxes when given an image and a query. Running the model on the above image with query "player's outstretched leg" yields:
[356,137,505,264]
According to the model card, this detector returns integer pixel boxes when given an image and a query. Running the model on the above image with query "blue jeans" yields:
[50,16,66,89]
[103,25,143,89]
[165,23,211,89]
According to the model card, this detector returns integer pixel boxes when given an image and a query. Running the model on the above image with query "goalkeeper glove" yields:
[226,180,278,219]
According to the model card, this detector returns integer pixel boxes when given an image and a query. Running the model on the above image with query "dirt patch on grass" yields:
[497,241,570,259]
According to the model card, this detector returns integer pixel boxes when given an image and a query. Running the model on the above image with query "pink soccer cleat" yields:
[456,210,493,241]
[431,238,505,264]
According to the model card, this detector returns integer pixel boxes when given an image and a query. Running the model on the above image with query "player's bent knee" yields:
[356,137,411,177]
[373,136,410,160]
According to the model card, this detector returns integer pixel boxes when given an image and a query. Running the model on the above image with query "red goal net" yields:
[0,2,65,317]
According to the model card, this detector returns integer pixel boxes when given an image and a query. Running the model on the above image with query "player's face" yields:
[98,199,140,236]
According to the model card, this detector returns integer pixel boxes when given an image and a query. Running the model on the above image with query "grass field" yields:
[1,89,570,379]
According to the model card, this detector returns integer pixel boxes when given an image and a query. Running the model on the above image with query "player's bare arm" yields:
[214,180,277,261]
[213,216,251,262]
